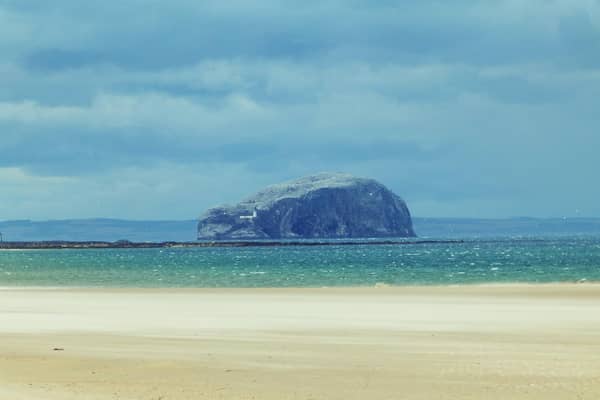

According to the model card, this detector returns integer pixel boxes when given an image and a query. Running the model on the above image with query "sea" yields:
[1,236,599,287]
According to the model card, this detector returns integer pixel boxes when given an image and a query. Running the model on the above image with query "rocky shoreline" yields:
[0,239,464,250]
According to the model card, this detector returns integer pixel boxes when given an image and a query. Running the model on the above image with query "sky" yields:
[1,0,599,220]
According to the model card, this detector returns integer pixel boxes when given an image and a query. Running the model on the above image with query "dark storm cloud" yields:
[23,49,105,72]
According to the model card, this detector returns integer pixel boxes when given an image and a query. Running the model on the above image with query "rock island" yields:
[198,173,416,240]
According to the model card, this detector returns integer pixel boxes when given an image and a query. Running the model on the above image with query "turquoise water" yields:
[1,237,600,287]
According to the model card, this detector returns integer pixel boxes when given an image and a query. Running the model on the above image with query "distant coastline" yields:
[1,217,600,243]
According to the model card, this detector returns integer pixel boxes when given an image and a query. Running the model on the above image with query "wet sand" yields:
[1,285,600,399]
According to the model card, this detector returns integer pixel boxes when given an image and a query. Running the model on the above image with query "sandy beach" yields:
[1,285,600,399]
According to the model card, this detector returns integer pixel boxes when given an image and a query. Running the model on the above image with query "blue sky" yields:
[1,0,599,220]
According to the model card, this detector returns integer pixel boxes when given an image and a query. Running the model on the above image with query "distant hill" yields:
[1,217,600,242]
[413,217,600,238]
[0,219,197,242]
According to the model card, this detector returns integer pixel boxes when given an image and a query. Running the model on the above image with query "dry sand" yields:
[1,285,600,399]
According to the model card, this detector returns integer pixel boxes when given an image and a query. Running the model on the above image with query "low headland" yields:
[0,238,465,249]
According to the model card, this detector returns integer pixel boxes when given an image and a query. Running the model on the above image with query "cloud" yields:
[0,0,599,219]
